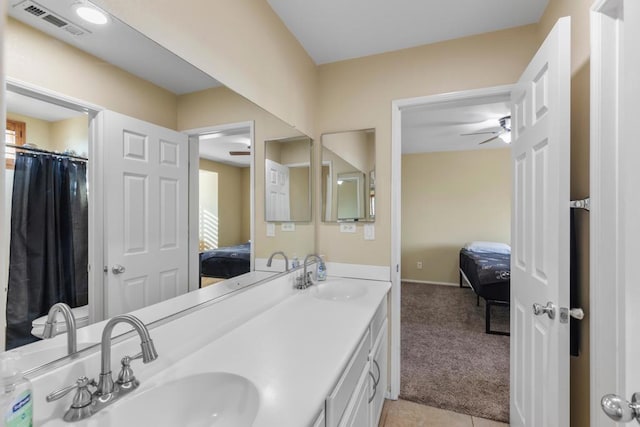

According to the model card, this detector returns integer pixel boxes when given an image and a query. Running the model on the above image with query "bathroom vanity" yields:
[25,268,390,426]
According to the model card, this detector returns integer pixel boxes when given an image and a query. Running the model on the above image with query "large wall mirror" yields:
[264,136,312,222]
[321,129,376,222]
[2,0,314,371]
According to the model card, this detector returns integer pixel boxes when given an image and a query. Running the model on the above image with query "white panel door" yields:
[103,111,189,317]
[265,159,290,221]
[510,17,571,427]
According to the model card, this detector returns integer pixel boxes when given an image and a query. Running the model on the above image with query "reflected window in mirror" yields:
[264,136,312,222]
[321,129,375,222]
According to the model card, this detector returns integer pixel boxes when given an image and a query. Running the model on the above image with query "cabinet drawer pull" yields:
[372,359,381,387]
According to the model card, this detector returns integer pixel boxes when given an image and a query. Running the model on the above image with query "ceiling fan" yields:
[461,115,511,144]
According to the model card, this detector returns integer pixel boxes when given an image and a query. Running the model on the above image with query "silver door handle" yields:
[111,265,126,274]
[532,301,556,319]
[601,393,640,423]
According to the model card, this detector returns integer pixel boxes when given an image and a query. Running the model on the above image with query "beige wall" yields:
[316,24,539,265]
[101,0,317,137]
[199,159,248,248]
[6,112,88,154]
[538,1,592,426]
[49,116,89,154]
[402,149,511,284]
[6,18,177,129]
[177,86,314,258]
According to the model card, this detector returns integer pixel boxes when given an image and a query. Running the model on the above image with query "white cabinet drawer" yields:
[370,319,388,425]
[339,361,371,427]
[326,330,370,427]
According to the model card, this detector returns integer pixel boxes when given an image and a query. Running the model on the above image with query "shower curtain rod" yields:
[5,143,88,162]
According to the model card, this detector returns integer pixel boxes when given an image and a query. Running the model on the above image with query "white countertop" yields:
[152,277,390,426]
[33,274,391,426]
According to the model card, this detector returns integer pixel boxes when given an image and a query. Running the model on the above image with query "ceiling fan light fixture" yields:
[499,132,512,144]
[74,4,109,25]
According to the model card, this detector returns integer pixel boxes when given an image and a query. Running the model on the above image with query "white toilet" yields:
[31,305,89,338]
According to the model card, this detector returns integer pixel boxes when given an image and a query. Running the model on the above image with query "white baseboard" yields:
[401,279,459,287]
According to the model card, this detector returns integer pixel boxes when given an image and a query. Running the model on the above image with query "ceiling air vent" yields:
[15,0,89,36]
[24,4,45,17]
[42,13,67,28]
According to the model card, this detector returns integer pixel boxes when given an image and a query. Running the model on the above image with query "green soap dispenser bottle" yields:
[0,353,33,427]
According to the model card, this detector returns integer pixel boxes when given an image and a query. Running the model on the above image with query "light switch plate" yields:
[340,223,357,233]
[266,223,276,237]
[281,222,295,232]
[364,223,375,240]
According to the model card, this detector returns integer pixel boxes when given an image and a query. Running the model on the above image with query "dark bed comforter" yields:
[459,248,510,302]
[200,242,250,279]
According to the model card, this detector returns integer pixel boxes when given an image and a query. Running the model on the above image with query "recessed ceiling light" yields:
[75,5,109,25]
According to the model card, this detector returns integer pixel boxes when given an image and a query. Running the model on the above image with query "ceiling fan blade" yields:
[460,130,500,136]
[478,132,503,145]
[229,151,251,156]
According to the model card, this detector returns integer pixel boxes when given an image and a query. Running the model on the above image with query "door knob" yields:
[111,265,126,274]
[601,393,640,423]
[532,301,556,319]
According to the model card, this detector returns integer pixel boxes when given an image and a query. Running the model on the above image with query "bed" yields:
[199,242,251,285]
[459,241,511,335]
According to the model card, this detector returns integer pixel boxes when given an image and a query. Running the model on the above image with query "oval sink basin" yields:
[310,281,368,301]
[93,372,259,427]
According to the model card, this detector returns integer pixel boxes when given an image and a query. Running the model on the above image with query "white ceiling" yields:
[199,128,252,168]
[402,100,511,153]
[8,0,221,95]
[267,0,549,64]
[7,90,86,121]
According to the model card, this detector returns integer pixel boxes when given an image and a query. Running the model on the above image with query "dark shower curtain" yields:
[6,153,88,350]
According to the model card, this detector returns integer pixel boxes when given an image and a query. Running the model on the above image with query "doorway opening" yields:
[187,122,254,290]
[390,85,516,422]
[399,91,512,422]
[3,82,99,352]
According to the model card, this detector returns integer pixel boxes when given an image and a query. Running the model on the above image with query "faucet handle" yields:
[47,376,95,422]
[47,376,94,403]
[117,352,143,389]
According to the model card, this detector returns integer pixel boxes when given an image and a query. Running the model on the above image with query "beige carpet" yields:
[400,282,510,423]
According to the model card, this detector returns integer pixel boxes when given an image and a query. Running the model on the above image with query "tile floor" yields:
[379,399,509,427]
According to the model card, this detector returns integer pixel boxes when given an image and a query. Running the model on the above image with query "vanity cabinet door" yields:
[370,321,388,425]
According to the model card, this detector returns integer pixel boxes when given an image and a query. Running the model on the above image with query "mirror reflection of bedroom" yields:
[198,126,252,288]
[400,95,512,423]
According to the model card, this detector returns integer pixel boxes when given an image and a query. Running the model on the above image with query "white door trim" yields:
[590,0,625,424]
[183,121,255,292]
[390,84,514,398]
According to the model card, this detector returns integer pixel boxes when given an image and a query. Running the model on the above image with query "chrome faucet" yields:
[42,302,77,355]
[300,254,323,289]
[96,314,158,397]
[267,251,289,271]
[47,314,158,421]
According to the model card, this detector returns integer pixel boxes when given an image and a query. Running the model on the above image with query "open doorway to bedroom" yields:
[195,124,252,288]
[399,89,512,423]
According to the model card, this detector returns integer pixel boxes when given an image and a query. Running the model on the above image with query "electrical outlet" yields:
[281,222,295,232]
[340,223,357,233]
[417,261,423,269]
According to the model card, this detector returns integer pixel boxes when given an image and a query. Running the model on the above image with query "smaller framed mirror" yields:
[264,136,313,222]
[321,129,375,222]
